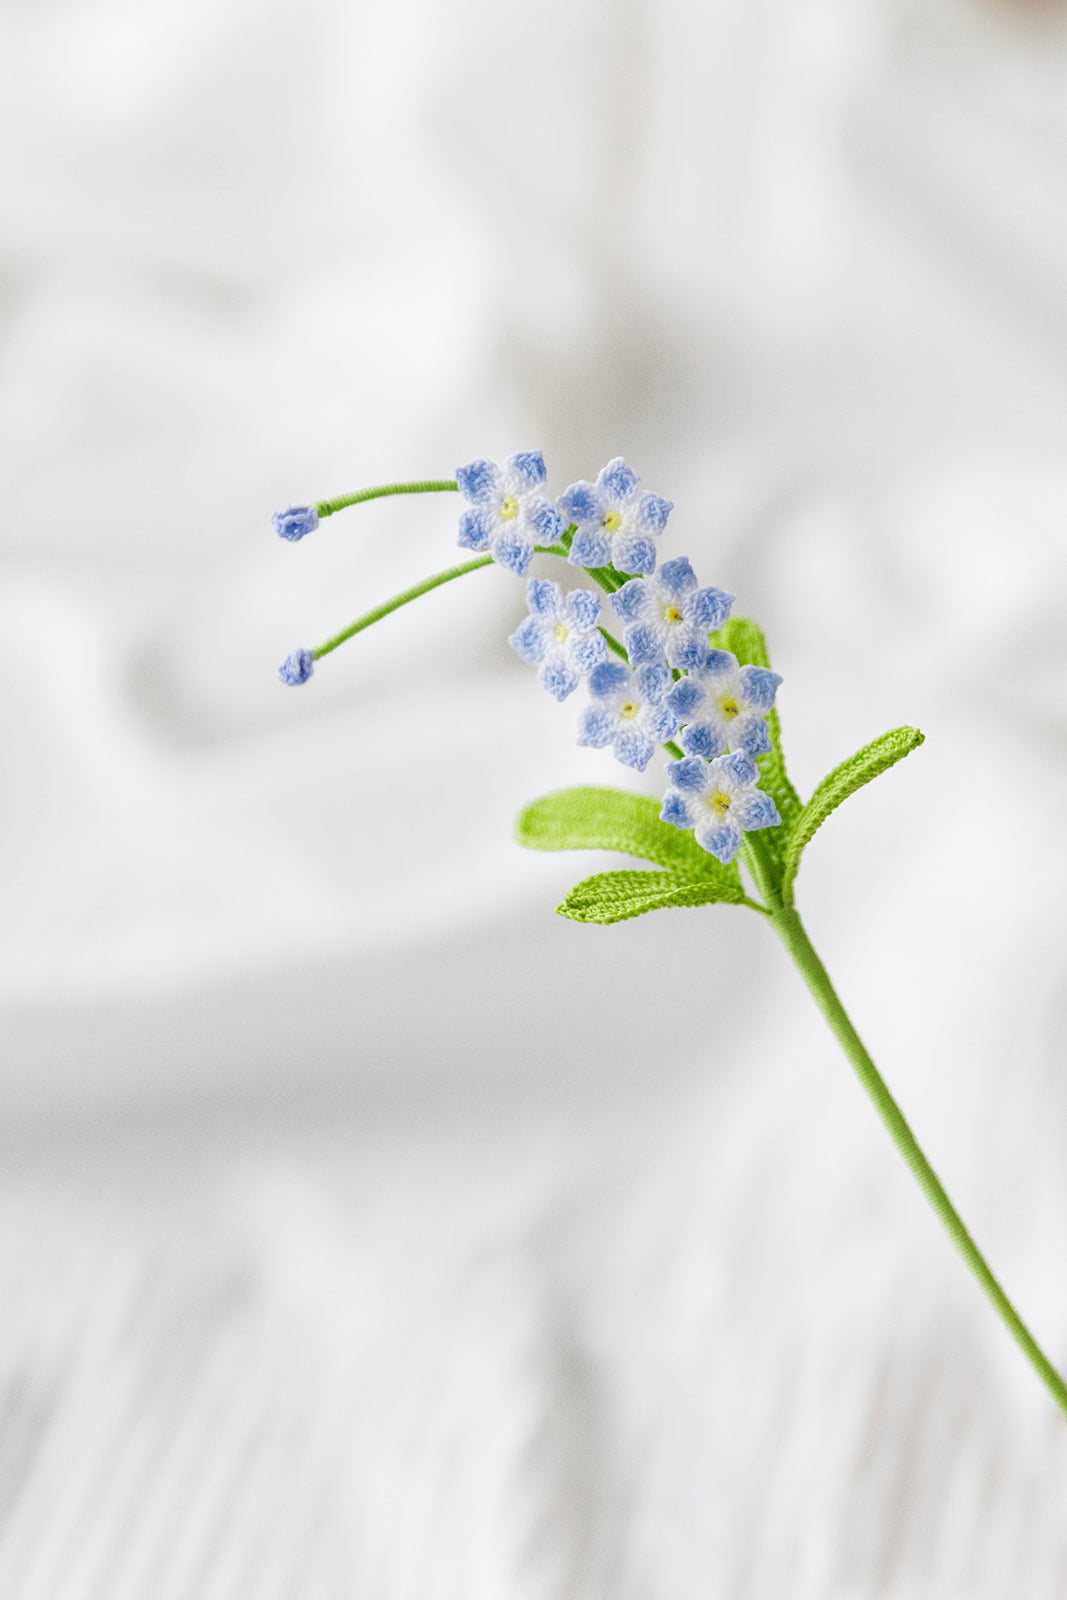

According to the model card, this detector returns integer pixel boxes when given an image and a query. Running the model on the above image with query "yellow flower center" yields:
[602,509,623,532]
[619,700,639,719]
[718,695,740,720]
[708,789,732,817]
[554,622,569,642]
[499,495,519,521]
[664,605,683,625]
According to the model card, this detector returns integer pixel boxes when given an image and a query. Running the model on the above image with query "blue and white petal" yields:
[458,507,494,551]
[491,527,535,576]
[456,458,501,504]
[502,450,547,493]
[567,524,612,568]
[598,457,640,500]
[693,817,744,863]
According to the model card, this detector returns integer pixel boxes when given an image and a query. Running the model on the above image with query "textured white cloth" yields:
[2,0,1067,1593]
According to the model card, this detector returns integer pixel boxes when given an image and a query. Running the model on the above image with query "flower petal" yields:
[597,456,641,500]
[526,578,561,617]
[738,664,782,713]
[666,756,709,792]
[660,790,694,830]
[508,614,546,664]
[568,525,612,568]
[539,660,580,701]
[657,556,697,595]
[633,491,673,535]
[526,498,566,545]
[502,450,547,492]
[613,727,655,770]
[693,818,743,863]
[456,458,501,504]
[610,579,650,625]
[612,533,657,575]
[457,507,493,550]
[558,480,605,523]
[732,790,781,830]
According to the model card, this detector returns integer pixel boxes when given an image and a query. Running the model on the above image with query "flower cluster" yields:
[488,452,783,864]
[276,450,783,866]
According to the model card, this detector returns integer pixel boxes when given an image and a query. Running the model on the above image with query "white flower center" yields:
[554,622,569,642]
[499,495,519,521]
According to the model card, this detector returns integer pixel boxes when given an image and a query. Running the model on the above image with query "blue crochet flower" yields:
[577,660,679,771]
[660,752,781,863]
[279,648,315,685]
[509,579,608,701]
[558,457,673,576]
[611,559,734,670]
[273,505,320,542]
[456,451,566,577]
[666,649,782,759]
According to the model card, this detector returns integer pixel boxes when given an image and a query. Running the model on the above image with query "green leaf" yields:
[557,869,747,925]
[516,784,731,880]
[780,725,925,904]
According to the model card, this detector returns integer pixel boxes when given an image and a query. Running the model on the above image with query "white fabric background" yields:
[2,0,1067,1593]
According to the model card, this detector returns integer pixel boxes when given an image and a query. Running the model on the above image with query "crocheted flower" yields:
[666,649,782,759]
[509,579,608,701]
[577,661,679,771]
[456,452,566,577]
[660,752,781,863]
[558,457,672,576]
[611,559,734,670]
[273,505,320,542]
[279,648,315,685]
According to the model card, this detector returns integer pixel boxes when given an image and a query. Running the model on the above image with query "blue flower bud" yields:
[272,505,320,542]
[279,648,315,685]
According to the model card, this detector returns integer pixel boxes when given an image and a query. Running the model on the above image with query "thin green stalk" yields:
[772,905,1067,1420]
[599,626,628,663]
[312,555,492,658]
[317,480,458,519]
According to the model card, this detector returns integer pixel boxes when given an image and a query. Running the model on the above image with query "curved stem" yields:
[316,480,458,519]
[312,555,492,658]
[772,905,1067,1419]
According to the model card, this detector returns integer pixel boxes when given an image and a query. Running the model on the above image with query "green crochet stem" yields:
[312,555,491,658]
[310,544,625,661]
[771,904,1067,1420]
[316,479,458,519]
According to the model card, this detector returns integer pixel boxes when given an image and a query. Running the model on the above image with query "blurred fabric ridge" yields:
[1,0,1067,1594]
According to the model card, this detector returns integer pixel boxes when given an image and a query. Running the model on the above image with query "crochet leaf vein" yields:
[556,869,747,925]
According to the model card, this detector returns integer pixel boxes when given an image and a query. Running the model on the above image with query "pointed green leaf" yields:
[516,784,735,883]
[780,725,925,903]
[557,869,747,924]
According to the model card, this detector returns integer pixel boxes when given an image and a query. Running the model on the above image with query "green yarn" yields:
[315,479,458,518]
[779,726,925,905]
[558,868,748,924]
